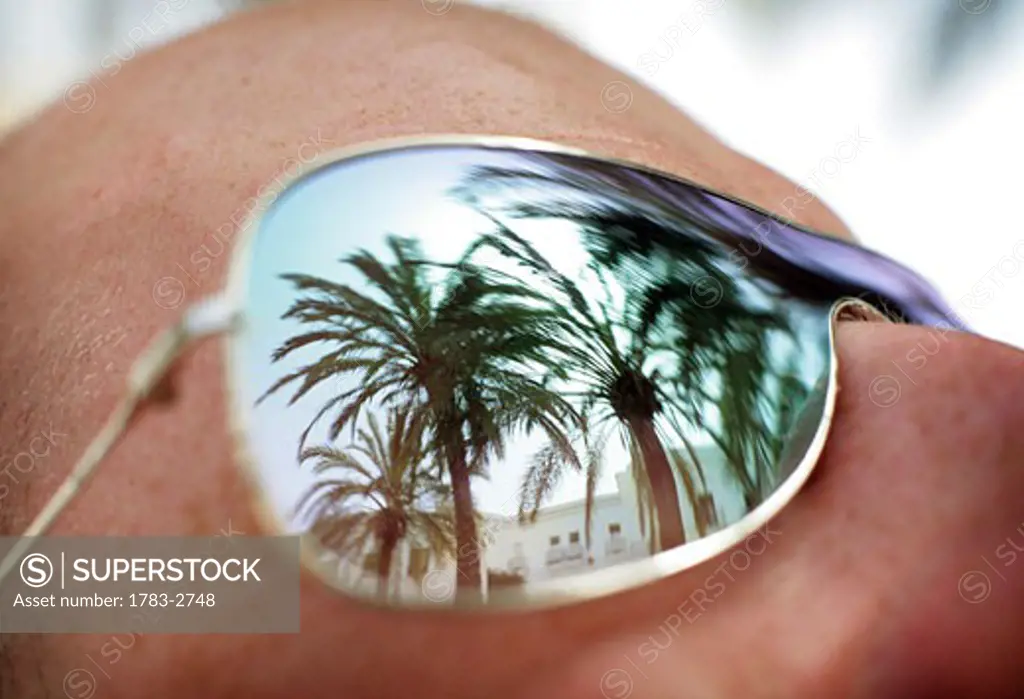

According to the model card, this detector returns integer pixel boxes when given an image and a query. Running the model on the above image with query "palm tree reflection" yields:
[454,153,824,524]
[262,236,581,600]
[300,407,456,599]
[462,221,697,551]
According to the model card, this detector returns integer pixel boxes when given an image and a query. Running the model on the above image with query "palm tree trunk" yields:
[675,454,707,538]
[677,434,709,493]
[629,418,686,551]
[376,537,397,600]
[668,420,714,535]
[446,430,483,602]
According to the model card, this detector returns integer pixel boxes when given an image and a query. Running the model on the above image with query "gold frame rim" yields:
[220,134,863,611]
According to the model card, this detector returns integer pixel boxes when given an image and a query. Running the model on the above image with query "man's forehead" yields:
[0,0,852,251]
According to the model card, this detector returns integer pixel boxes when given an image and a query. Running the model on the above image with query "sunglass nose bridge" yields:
[832,297,893,324]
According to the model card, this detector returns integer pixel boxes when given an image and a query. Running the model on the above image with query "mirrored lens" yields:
[229,144,840,607]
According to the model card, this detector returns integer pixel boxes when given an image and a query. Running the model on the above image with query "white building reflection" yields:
[315,445,750,602]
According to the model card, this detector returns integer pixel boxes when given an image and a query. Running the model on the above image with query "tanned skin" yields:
[0,2,1022,697]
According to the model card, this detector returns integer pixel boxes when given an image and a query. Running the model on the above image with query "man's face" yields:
[0,2,1022,697]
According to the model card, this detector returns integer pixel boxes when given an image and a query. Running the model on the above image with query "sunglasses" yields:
[0,136,963,609]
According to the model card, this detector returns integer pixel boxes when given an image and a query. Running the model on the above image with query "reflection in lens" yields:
[230,145,879,607]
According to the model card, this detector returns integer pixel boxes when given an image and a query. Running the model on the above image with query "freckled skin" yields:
[0,2,1023,697]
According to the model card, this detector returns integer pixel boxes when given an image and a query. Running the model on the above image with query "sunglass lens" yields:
[229,144,837,607]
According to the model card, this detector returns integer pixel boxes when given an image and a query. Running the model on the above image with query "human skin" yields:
[0,1,1022,697]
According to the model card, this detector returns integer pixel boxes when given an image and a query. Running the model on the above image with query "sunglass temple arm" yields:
[0,296,240,585]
